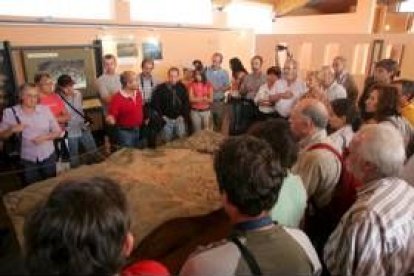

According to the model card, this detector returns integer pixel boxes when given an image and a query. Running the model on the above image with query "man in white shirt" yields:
[254,66,281,119]
[320,66,347,102]
[269,58,306,118]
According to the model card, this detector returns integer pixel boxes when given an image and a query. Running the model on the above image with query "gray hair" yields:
[300,99,329,130]
[321,65,334,76]
[19,83,37,99]
[357,124,405,177]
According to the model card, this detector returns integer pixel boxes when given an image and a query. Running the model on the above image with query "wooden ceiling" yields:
[212,0,358,16]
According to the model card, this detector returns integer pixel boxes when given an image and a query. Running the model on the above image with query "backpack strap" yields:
[57,91,91,124]
[229,236,262,276]
[10,106,21,124]
[307,143,343,163]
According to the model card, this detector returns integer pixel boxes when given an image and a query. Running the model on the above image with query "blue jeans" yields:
[68,130,98,168]
[117,128,140,148]
[162,116,186,142]
[191,110,211,133]
[21,153,56,186]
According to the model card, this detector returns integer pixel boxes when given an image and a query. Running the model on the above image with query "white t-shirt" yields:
[274,79,307,118]
[329,125,354,153]
[326,81,347,102]
[254,82,277,114]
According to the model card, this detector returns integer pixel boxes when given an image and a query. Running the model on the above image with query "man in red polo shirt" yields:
[107,71,143,148]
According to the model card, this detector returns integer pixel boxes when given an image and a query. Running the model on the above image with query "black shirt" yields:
[151,82,190,120]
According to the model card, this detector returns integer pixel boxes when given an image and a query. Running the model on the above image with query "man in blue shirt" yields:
[206,52,230,131]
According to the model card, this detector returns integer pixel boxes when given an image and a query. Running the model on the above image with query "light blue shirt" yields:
[271,173,307,227]
[205,67,230,101]
[61,90,86,138]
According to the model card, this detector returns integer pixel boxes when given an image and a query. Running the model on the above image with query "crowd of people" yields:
[1,50,414,275]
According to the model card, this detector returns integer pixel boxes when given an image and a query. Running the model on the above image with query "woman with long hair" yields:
[359,59,399,121]
[365,84,414,148]
[188,69,213,133]
[222,57,248,135]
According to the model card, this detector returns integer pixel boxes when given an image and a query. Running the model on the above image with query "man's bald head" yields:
[297,99,329,129]
[289,99,329,140]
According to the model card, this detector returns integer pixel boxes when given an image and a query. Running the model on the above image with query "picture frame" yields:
[142,41,163,60]
[116,42,138,65]
[22,47,97,98]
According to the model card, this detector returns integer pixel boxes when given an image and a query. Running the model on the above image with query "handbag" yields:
[3,107,22,162]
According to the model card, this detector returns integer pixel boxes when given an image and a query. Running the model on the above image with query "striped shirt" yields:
[324,177,414,276]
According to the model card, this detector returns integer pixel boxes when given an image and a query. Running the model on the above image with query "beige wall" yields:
[272,0,377,34]
[0,25,254,81]
[0,0,253,81]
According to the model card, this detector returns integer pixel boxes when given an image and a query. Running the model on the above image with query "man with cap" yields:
[56,74,98,168]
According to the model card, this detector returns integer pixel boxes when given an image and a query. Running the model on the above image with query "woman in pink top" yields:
[189,69,213,133]
[35,72,70,128]
[35,72,71,163]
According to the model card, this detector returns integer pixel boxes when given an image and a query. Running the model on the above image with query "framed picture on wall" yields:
[368,39,384,76]
[22,47,97,98]
[116,41,138,65]
[142,41,163,60]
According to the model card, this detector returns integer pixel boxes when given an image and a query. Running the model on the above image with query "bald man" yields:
[289,99,341,208]
[269,59,306,118]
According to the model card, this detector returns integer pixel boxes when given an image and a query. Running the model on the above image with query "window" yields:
[226,2,273,34]
[0,0,114,20]
[130,0,213,25]
[399,0,414,13]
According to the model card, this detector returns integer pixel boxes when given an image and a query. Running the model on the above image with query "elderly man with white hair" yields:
[320,65,347,102]
[324,124,414,276]
[290,98,341,209]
